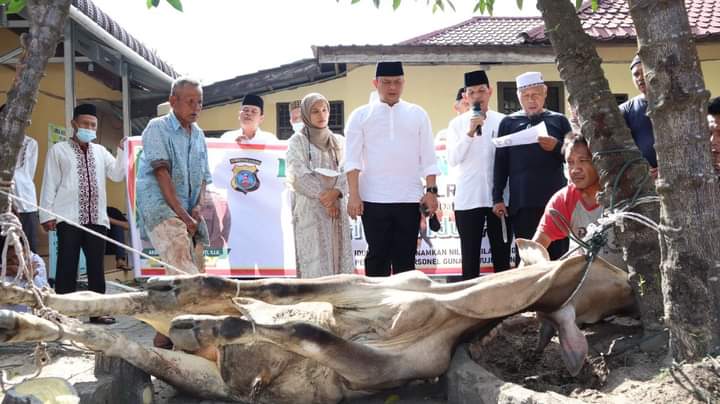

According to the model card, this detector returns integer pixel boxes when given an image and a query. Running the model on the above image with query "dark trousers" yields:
[106,224,127,260]
[455,207,512,279]
[18,211,39,253]
[510,207,568,262]
[362,202,420,277]
[55,222,107,295]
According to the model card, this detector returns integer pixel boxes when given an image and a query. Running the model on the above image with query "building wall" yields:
[1,29,127,239]
[199,43,720,138]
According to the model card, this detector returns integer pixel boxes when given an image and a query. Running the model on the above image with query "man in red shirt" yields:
[533,134,624,268]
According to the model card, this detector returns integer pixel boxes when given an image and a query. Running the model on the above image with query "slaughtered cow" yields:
[0,240,635,403]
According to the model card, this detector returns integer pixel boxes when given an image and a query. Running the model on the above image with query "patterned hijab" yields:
[300,93,339,153]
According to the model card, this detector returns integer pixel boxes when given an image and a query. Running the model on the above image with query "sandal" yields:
[89,315,117,325]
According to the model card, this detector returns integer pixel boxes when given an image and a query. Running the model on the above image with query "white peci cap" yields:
[516,72,544,90]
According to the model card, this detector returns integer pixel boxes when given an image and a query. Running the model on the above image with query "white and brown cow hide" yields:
[0,240,634,403]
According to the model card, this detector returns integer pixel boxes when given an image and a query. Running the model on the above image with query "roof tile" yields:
[527,0,720,42]
[72,0,178,78]
[399,16,543,46]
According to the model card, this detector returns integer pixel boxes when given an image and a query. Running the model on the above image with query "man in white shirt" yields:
[345,61,440,277]
[1,104,40,253]
[39,104,126,324]
[447,70,511,279]
[220,94,277,144]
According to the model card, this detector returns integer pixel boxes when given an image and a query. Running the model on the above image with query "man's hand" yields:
[319,189,340,208]
[181,214,198,236]
[234,135,249,146]
[650,167,658,179]
[537,135,558,151]
[467,115,485,137]
[492,202,508,218]
[347,194,363,219]
[41,220,57,232]
[191,205,202,221]
[420,192,439,214]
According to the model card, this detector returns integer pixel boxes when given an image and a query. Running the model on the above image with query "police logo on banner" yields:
[230,157,262,194]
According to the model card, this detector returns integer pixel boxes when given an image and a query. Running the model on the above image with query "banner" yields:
[127,137,511,278]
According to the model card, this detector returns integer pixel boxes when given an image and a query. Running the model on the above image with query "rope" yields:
[0,188,188,275]
[544,145,661,309]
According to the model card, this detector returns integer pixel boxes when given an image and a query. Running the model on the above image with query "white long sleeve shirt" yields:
[39,140,126,228]
[345,99,440,203]
[220,128,278,144]
[11,136,38,213]
[447,109,507,210]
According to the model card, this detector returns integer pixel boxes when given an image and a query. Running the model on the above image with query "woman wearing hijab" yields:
[287,93,353,277]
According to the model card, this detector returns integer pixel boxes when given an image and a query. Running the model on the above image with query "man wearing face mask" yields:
[220,94,277,144]
[492,72,571,261]
[39,103,126,324]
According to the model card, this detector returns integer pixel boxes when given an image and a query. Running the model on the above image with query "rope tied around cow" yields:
[549,145,662,310]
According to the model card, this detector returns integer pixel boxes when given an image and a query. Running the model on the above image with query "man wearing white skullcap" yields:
[492,72,572,263]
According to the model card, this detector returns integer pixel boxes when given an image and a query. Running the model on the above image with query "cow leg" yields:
[535,316,558,353]
[0,310,237,401]
[169,314,399,390]
[542,304,587,376]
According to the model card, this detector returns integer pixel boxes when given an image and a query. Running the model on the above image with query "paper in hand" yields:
[492,121,548,148]
[313,168,342,177]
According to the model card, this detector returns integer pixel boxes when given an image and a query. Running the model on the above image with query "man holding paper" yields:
[447,70,511,278]
[492,72,571,261]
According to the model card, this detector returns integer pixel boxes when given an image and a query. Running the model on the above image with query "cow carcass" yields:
[0,240,635,403]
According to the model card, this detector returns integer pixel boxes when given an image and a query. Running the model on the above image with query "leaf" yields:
[152,0,160,7]
[591,0,598,11]
[384,394,400,404]
[516,0,523,10]
[351,0,361,3]
[1,0,26,13]
[575,0,582,9]
[486,0,494,15]
[373,0,380,8]
[392,0,401,10]
[446,0,456,11]
[165,0,183,12]
[474,0,485,14]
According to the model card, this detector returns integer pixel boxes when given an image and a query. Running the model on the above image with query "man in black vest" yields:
[492,72,571,261]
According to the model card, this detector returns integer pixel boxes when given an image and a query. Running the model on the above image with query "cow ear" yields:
[516,238,550,267]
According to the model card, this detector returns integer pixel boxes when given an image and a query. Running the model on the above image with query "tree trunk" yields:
[628,0,720,361]
[535,0,665,331]
[0,0,72,213]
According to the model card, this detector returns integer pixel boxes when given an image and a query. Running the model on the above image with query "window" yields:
[496,81,565,115]
[276,101,345,140]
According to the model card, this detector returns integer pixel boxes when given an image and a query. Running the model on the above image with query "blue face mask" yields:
[76,128,97,143]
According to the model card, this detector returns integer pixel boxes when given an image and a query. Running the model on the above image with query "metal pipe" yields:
[64,22,75,135]
[68,6,174,88]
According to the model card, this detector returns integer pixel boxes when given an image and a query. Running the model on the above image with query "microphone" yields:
[472,102,485,135]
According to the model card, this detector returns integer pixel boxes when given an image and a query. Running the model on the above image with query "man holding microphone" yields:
[447,70,511,279]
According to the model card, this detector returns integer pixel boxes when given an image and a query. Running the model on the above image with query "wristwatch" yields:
[426,186,438,195]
